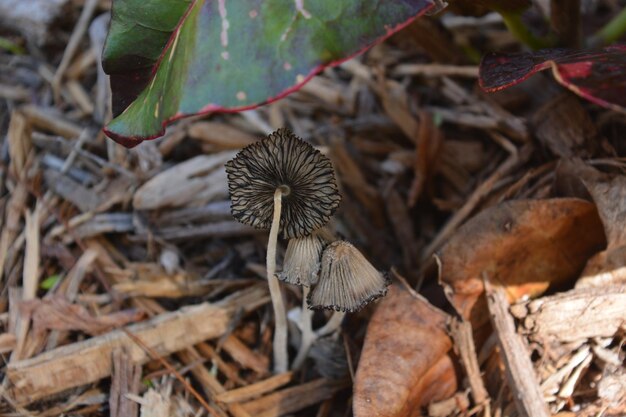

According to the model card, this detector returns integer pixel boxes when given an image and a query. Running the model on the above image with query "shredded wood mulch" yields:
[0,1,625,417]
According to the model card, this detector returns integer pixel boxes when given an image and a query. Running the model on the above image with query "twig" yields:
[449,318,490,413]
[51,0,99,102]
[483,276,550,417]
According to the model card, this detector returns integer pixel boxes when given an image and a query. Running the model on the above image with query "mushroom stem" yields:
[292,286,316,370]
[316,311,346,337]
[267,188,288,373]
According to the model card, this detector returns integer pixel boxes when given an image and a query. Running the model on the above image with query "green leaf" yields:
[40,274,62,290]
[0,37,25,55]
[103,0,192,115]
[103,0,435,147]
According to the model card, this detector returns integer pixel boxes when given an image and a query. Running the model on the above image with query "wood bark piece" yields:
[215,372,293,404]
[188,122,256,149]
[222,334,269,375]
[510,285,626,343]
[240,378,349,417]
[6,286,268,404]
[20,105,83,139]
[484,279,550,417]
[449,318,489,408]
[110,348,141,417]
[133,152,234,210]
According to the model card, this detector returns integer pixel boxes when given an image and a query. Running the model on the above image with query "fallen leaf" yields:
[437,199,605,328]
[480,45,626,113]
[354,286,456,417]
[21,295,145,336]
[578,175,626,287]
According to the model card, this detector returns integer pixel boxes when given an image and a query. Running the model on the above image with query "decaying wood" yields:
[222,334,270,375]
[448,318,489,409]
[240,378,350,417]
[133,153,233,210]
[188,122,256,149]
[510,285,626,343]
[484,279,550,417]
[6,286,269,404]
[215,372,294,404]
[20,105,82,139]
[109,348,141,417]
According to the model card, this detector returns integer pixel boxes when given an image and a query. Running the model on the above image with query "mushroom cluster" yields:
[225,128,389,371]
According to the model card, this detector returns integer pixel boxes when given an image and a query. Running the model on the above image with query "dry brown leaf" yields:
[354,286,456,417]
[438,199,605,328]
[21,295,145,336]
[578,175,626,287]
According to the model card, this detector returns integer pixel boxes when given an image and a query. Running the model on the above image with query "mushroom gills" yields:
[279,234,325,286]
[308,241,390,312]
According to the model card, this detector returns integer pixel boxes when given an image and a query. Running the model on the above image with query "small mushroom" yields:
[225,128,340,239]
[308,241,390,312]
[225,128,341,373]
[279,234,325,286]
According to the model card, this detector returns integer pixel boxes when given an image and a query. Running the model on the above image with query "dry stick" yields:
[483,277,550,417]
[267,189,288,373]
[52,0,99,102]
[449,318,490,416]
[122,329,221,417]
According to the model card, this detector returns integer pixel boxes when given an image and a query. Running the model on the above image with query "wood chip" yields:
[20,105,82,139]
[6,287,268,404]
[484,279,550,417]
[215,372,293,404]
[133,153,234,210]
[240,378,349,417]
[511,285,626,343]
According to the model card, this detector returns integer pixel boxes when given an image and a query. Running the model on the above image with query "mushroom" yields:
[279,233,325,286]
[225,128,340,373]
[225,128,340,239]
[308,241,390,312]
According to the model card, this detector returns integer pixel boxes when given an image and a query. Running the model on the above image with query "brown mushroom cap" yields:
[308,241,390,312]
[225,128,341,239]
[279,234,325,286]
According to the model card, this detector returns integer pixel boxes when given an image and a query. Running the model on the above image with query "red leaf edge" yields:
[104,2,436,148]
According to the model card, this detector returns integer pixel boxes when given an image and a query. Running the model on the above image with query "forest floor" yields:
[0,1,625,416]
